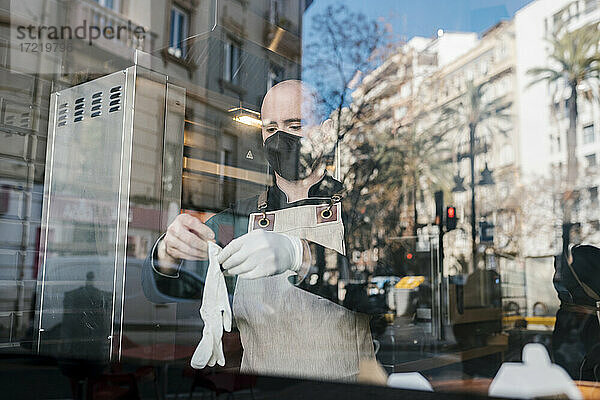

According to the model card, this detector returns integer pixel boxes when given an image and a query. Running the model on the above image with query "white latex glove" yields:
[191,242,232,369]
[218,229,303,280]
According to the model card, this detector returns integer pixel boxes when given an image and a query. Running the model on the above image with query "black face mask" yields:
[264,130,314,181]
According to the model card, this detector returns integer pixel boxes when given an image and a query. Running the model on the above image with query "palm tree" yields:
[442,80,512,269]
[528,22,600,249]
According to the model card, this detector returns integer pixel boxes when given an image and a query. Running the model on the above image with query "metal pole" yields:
[469,123,477,272]
[335,140,341,181]
[434,190,445,341]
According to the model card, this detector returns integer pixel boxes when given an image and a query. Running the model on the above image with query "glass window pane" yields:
[3,1,600,397]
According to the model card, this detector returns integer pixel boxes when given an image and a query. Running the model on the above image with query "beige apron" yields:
[232,200,375,381]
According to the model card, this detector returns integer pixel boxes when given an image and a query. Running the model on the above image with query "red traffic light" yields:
[406,252,414,260]
[446,206,457,231]
[447,207,455,218]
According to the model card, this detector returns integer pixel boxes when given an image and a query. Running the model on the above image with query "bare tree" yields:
[303,4,392,142]
[304,5,403,273]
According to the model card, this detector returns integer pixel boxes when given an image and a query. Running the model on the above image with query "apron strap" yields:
[560,303,600,315]
[255,190,343,212]
[256,191,270,228]
[257,191,268,210]
[565,257,600,301]
[564,259,600,339]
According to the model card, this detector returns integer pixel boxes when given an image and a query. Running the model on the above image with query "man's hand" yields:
[218,230,303,280]
[158,214,215,268]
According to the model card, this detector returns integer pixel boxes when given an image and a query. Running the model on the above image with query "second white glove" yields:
[218,229,303,280]
[191,242,232,369]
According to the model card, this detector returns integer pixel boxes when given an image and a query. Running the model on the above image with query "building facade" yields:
[350,0,600,317]
[0,0,309,349]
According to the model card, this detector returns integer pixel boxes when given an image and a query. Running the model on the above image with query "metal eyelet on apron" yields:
[258,198,270,228]
[258,217,270,228]
[320,208,332,219]
[321,193,341,219]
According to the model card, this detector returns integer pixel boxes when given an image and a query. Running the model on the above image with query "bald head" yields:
[260,80,322,142]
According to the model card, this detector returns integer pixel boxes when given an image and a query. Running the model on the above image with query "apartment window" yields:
[93,0,119,10]
[466,68,474,81]
[585,153,597,168]
[270,0,286,26]
[569,2,580,19]
[583,124,595,145]
[168,5,189,59]
[589,186,599,205]
[224,39,242,85]
[553,11,563,27]
[480,61,489,76]
[573,190,581,214]
[586,0,598,13]
[498,40,507,58]
[268,63,284,89]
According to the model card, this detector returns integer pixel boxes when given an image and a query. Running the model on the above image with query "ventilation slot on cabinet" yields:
[109,85,122,112]
[74,97,84,122]
[91,91,102,118]
[58,102,68,127]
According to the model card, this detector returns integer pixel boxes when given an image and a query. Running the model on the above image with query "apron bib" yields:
[232,202,375,381]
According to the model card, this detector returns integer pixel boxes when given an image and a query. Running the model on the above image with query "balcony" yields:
[67,0,156,58]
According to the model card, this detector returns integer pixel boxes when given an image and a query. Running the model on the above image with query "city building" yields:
[349,0,600,316]
[0,0,309,349]
[514,0,600,313]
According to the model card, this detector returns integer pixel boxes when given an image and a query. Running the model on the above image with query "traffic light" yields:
[446,206,457,231]
[434,190,444,226]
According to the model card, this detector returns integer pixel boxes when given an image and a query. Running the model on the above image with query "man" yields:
[552,244,600,380]
[143,80,375,381]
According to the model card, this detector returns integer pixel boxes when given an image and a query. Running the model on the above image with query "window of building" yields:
[569,1,580,19]
[268,63,285,89]
[92,0,119,11]
[553,10,563,27]
[585,153,597,168]
[589,186,599,205]
[466,68,474,81]
[498,40,507,58]
[583,124,595,145]
[224,39,242,85]
[480,61,489,76]
[269,0,292,29]
[586,0,598,13]
[168,5,189,59]
[573,190,581,214]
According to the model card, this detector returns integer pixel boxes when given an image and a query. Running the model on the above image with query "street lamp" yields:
[451,173,467,193]
[479,162,495,186]
[451,137,495,271]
